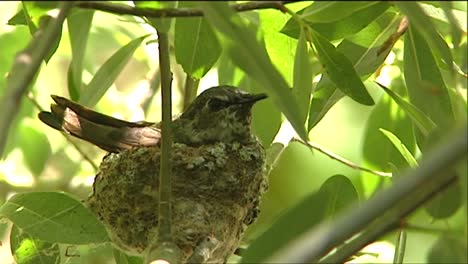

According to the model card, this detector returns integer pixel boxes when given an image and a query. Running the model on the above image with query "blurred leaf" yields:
[241,174,357,263]
[293,31,313,125]
[378,82,437,136]
[217,51,246,87]
[17,121,52,176]
[282,2,390,41]
[0,192,109,244]
[241,191,325,263]
[21,2,63,63]
[362,84,416,174]
[427,235,468,263]
[67,9,94,101]
[308,12,401,130]
[438,2,462,48]
[396,2,454,71]
[425,178,462,219]
[7,10,28,26]
[241,78,282,147]
[199,2,307,141]
[318,175,359,219]
[302,2,379,23]
[403,25,454,149]
[421,1,467,12]
[134,1,175,33]
[379,128,418,168]
[174,2,221,79]
[79,35,149,107]
[22,2,60,29]
[309,29,374,105]
[10,224,60,264]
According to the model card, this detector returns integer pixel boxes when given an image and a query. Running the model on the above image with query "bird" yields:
[38,85,268,263]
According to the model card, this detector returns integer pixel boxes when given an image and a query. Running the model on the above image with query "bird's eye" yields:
[208,98,228,112]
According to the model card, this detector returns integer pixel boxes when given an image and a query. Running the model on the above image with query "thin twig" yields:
[295,139,392,178]
[0,2,73,156]
[27,93,99,171]
[75,1,298,18]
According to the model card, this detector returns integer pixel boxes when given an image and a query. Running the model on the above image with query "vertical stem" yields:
[183,75,199,111]
[157,30,173,243]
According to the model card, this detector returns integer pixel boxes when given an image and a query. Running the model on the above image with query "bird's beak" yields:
[239,93,268,104]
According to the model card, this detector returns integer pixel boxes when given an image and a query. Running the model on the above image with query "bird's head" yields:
[173,86,267,145]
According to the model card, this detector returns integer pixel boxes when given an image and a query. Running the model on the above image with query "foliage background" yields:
[0,1,466,263]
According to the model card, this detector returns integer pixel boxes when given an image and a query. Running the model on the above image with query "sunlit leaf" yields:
[308,12,401,130]
[10,225,60,264]
[302,2,379,23]
[174,2,221,79]
[0,192,109,244]
[67,9,94,100]
[282,2,390,41]
[309,29,374,105]
[293,31,313,125]
[79,35,149,107]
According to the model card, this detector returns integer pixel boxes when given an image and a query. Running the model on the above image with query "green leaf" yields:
[396,2,454,71]
[302,2,379,23]
[281,2,390,41]
[241,191,325,263]
[21,2,63,63]
[425,179,462,219]
[318,175,359,219]
[10,224,60,264]
[241,175,357,263]
[309,29,374,105]
[0,192,109,244]
[378,82,437,137]
[79,35,149,107]
[428,235,468,263]
[403,25,454,148]
[199,2,308,141]
[292,31,313,125]
[259,8,297,86]
[379,128,418,168]
[17,122,52,176]
[174,2,221,79]
[7,10,28,26]
[308,12,401,130]
[362,82,417,174]
[67,9,94,100]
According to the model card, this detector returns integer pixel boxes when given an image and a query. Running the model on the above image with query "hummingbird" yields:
[38,85,268,263]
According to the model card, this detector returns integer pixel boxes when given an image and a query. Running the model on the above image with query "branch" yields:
[296,139,392,178]
[0,2,73,156]
[75,1,297,18]
[266,126,467,263]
